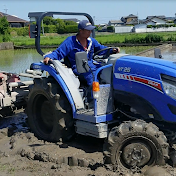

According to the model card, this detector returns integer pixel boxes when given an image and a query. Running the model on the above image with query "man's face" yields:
[80,29,92,38]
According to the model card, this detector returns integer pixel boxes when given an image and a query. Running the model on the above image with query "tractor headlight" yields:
[162,81,176,99]
[161,74,176,100]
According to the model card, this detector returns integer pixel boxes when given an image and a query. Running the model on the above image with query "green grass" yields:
[10,35,68,46]
[9,31,176,46]
[121,46,154,54]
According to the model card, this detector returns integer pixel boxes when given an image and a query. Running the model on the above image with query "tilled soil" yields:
[0,112,175,176]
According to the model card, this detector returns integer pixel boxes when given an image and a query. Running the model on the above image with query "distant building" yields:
[166,17,176,22]
[126,18,139,25]
[108,20,124,26]
[133,24,147,32]
[115,26,133,33]
[121,14,138,24]
[143,16,167,25]
[146,15,166,20]
[99,24,107,27]
[0,12,28,27]
[134,24,147,29]
[114,14,176,33]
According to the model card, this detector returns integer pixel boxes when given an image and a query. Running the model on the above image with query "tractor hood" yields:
[120,55,176,69]
[113,55,176,79]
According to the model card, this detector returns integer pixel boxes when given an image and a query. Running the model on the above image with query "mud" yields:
[0,112,175,176]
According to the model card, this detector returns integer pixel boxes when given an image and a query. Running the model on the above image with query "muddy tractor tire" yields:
[103,119,169,169]
[27,78,74,142]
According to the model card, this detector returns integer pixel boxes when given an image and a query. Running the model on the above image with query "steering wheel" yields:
[93,47,117,60]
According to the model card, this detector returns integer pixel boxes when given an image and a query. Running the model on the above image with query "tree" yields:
[55,19,66,34]
[43,16,55,25]
[0,16,10,42]
[63,20,77,25]
[0,16,10,35]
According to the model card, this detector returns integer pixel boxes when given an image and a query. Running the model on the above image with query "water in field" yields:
[0,46,175,78]
[161,45,176,61]
[0,48,52,74]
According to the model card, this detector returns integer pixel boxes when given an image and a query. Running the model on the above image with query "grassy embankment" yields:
[8,31,176,54]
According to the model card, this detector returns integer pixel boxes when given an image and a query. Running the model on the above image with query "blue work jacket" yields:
[44,35,108,85]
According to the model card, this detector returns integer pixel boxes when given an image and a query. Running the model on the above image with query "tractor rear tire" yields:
[27,78,74,142]
[103,119,169,169]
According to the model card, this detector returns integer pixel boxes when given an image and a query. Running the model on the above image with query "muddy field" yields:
[0,111,176,176]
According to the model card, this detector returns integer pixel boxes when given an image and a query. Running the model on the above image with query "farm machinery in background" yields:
[0,70,41,117]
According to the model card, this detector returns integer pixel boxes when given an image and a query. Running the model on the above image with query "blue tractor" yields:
[27,12,176,169]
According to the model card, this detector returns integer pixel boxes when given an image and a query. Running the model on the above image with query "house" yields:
[0,12,28,27]
[146,15,176,24]
[143,16,166,26]
[108,20,124,26]
[166,17,176,22]
[144,16,167,25]
[126,18,139,25]
[146,15,166,20]
[134,24,147,29]
[115,26,133,33]
[133,24,147,32]
[121,14,138,24]
[98,23,107,27]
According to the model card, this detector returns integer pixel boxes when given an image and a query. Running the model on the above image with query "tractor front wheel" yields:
[103,120,169,169]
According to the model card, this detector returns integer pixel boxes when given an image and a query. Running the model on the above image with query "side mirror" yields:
[75,52,90,73]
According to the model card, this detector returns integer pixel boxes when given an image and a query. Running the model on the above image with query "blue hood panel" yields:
[114,55,176,79]
[120,55,176,69]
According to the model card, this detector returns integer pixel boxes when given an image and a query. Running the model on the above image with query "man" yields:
[43,20,120,86]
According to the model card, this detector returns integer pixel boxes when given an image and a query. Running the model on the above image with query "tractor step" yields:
[75,120,108,138]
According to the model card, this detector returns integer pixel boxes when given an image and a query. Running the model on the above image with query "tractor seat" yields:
[63,56,88,87]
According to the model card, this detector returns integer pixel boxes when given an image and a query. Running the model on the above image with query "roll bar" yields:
[28,11,95,56]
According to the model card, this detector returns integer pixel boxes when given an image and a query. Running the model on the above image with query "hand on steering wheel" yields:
[93,47,120,60]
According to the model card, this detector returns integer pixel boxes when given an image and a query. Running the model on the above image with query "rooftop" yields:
[0,12,28,23]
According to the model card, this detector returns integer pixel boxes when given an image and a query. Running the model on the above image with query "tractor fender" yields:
[32,61,84,117]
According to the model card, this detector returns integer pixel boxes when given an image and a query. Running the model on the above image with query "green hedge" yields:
[0,34,10,42]
[43,25,57,33]
[64,25,78,33]
[124,34,164,43]
[107,26,114,32]
[9,24,78,36]
[9,27,29,36]
[147,24,176,28]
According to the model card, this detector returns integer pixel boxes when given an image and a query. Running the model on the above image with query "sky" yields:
[1,0,176,25]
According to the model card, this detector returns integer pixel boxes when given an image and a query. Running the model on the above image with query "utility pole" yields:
[42,20,45,36]
[4,5,8,14]
[93,16,95,24]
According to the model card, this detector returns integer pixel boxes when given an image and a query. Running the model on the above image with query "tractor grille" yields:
[96,84,113,116]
